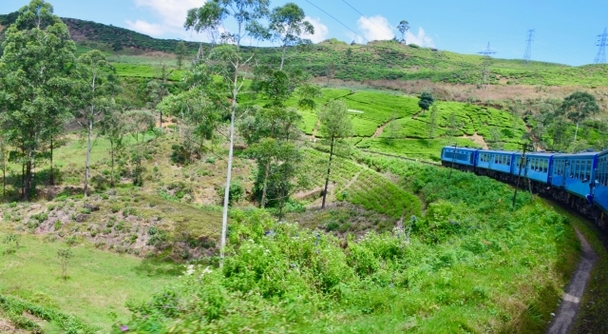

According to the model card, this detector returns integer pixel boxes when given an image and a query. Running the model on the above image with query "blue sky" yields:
[1,0,607,66]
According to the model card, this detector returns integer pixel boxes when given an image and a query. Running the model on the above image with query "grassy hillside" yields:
[1,9,607,333]
[3,12,608,89]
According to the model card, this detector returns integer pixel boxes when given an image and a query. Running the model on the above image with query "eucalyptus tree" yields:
[397,20,409,44]
[559,91,600,151]
[158,70,224,165]
[0,0,76,200]
[99,109,127,188]
[175,41,189,69]
[147,62,174,126]
[245,66,316,210]
[318,100,353,209]
[73,50,117,197]
[124,109,156,186]
[185,0,271,263]
[251,2,314,70]
[426,104,439,144]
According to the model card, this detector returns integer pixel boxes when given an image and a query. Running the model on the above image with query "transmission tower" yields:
[595,28,607,64]
[478,42,496,57]
[523,29,535,64]
[477,42,496,88]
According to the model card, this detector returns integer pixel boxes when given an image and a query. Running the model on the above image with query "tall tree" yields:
[99,109,127,188]
[0,0,76,200]
[73,50,117,197]
[397,20,409,44]
[426,104,438,145]
[251,2,314,70]
[559,91,600,151]
[175,41,188,69]
[147,62,173,126]
[318,100,353,209]
[185,0,270,264]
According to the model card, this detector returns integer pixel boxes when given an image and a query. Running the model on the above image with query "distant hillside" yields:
[0,12,200,53]
[2,11,608,87]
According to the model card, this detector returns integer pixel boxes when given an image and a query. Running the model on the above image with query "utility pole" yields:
[523,29,535,64]
[477,42,496,88]
[512,143,528,209]
[595,28,607,64]
[449,143,457,179]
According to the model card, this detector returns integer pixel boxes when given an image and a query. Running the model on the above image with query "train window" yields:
[543,160,548,173]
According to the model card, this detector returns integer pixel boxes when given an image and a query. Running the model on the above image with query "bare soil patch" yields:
[462,132,488,149]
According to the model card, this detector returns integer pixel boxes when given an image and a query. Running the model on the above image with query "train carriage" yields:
[440,146,477,171]
[550,152,598,211]
[593,150,608,228]
[512,152,554,185]
[475,150,515,181]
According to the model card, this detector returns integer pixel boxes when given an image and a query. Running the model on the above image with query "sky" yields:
[1,0,608,66]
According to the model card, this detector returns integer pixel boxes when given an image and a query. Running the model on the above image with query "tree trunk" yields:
[260,160,271,208]
[322,136,335,209]
[21,161,25,199]
[50,137,54,185]
[280,46,286,71]
[109,139,115,188]
[24,158,32,201]
[84,118,93,197]
[572,121,580,153]
[220,59,239,266]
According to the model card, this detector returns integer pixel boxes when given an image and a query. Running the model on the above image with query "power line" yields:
[523,29,535,64]
[340,0,394,39]
[595,28,607,64]
[304,0,368,43]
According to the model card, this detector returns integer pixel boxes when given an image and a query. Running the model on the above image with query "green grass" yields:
[114,159,580,333]
[113,63,184,80]
[357,137,479,161]
[0,231,177,332]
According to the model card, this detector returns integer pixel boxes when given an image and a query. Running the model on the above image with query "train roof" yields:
[512,152,555,157]
[442,146,478,151]
[553,152,599,158]
[476,149,515,155]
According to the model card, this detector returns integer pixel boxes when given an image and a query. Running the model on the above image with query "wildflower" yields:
[185,264,195,276]
[121,325,129,332]
[200,266,213,278]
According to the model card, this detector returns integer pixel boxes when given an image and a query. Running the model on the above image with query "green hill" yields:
[3,12,608,88]
[1,7,608,334]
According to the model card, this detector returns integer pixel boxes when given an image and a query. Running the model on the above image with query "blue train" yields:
[441,146,608,230]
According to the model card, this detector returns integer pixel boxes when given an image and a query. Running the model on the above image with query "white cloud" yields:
[357,15,394,42]
[125,19,163,36]
[303,16,329,44]
[127,0,206,38]
[406,27,435,48]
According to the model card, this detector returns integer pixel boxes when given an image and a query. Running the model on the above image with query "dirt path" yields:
[546,227,597,334]
[461,132,489,149]
[372,121,390,138]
